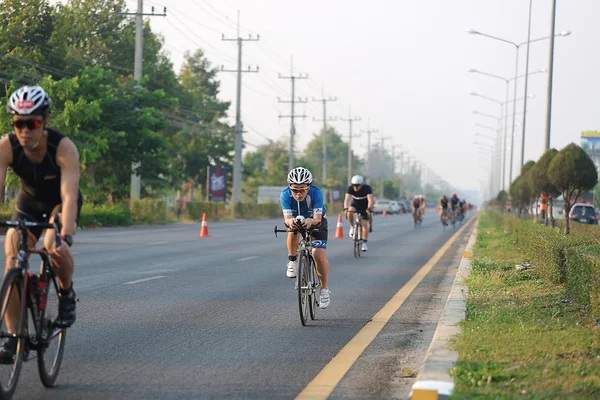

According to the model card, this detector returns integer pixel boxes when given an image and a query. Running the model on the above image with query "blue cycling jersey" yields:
[280,185,327,218]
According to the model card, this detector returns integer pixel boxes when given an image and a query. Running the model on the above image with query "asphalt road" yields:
[0,210,474,400]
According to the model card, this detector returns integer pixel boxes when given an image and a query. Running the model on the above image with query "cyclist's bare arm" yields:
[0,137,13,189]
[366,194,374,211]
[56,138,80,237]
[343,193,352,210]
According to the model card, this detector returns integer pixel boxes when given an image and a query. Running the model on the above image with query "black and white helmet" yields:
[287,167,313,185]
[351,175,364,185]
[7,86,52,116]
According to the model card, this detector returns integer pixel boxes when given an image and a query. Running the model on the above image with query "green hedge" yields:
[186,201,226,221]
[488,211,600,317]
[78,203,132,227]
[130,199,167,224]
[564,246,600,316]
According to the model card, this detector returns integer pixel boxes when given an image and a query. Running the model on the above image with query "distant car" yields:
[373,199,400,214]
[569,203,598,225]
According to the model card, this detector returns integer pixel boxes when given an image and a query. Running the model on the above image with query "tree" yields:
[517,160,536,215]
[530,149,560,225]
[548,143,598,234]
[242,139,288,202]
[496,190,508,209]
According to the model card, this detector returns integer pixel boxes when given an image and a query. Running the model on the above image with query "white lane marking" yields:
[138,268,179,274]
[236,256,259,262]
[149,241,169,246]
[123,276,166,285]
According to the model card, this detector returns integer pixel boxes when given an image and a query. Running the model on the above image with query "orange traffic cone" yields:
[334,214,344,239]
[382,210,387,218]
[199,213,210,237]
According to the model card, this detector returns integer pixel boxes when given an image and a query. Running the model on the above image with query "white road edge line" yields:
[149,241,169,245]
[123,276,167,285]
[236,256,259,262]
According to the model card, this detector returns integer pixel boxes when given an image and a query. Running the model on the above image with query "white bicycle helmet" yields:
[351,175,364,185]
[287,167,313,185]
[7,86,52,116]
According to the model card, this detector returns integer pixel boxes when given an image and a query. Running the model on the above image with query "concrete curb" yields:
[409,218,479,400]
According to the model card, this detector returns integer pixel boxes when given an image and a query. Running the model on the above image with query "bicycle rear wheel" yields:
[297,252,310,326]
[0,268,26,399]
[37,275,67,388]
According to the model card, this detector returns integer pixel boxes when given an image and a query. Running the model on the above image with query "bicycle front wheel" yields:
[37,275,67,388]
[0,268,26,399]
[308,255,319,320]
[297,252,310,326]
[353,221,361,258]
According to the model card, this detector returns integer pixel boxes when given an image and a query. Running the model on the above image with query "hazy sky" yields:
[56,0,600,195]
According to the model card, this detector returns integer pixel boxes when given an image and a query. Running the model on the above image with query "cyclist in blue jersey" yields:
[279,167,331,309]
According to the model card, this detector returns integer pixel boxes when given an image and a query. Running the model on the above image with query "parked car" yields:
[373,199,400,214]
[569,203,598,225]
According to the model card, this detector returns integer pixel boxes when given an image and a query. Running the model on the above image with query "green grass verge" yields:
[450,212,600,399]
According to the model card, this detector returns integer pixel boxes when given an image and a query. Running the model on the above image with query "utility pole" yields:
[116,1,166,202]
[279,57,308,170]
[361,123,378,180]
[340,107,361,185]
[221,12,259,207]
[377,134,392,198]
[312,84,336,194]
[544,0,557,150]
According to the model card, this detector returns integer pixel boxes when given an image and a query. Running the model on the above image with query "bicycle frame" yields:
[0,220,62,349]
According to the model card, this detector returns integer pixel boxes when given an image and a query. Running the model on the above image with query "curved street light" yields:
[468,28,570,181]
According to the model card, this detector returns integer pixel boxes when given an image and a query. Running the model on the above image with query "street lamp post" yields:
[468,28,570,180]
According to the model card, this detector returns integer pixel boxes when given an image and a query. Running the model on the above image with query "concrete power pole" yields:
[312,84,336,193]
[377,135,392,198]
[341,108,361,185]
[118,1,166,201]
[279,57,308,170]
[361,123,378,181]
[221,13,259,206]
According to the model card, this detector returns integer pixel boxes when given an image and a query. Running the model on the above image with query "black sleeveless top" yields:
[9,128,65,205]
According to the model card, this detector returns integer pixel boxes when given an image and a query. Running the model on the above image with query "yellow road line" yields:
[295,217,474,400]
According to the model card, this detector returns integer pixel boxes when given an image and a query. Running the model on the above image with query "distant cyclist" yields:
[412,195,422,223]
[343,175,373,252]
[450,193,461,218]
[280,167,331,309]
[438,195,449,226]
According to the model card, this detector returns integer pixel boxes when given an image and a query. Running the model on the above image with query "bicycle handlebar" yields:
[0,220,62,247]
[273,224,322,238]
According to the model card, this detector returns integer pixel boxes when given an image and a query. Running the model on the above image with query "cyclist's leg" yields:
[2,195,42,352]
[311,219,329,289]
[359,210,369,240]
[44,204,76,291]
[43,197,82,328]
[287,231,301,258]
[347,206,358,235]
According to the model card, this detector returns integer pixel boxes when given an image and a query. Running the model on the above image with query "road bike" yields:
[0,220,67,399]
[274,218,322,326]
[351,211,362,258]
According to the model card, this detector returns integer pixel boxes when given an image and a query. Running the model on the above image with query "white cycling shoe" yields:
[286,260,298,278]
[319,288,331,309]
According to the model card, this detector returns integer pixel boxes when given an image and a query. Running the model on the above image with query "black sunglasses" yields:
[13,119,43,130]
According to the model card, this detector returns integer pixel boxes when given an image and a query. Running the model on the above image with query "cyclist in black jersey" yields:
[343,175,374,251]
[0,86,81,361]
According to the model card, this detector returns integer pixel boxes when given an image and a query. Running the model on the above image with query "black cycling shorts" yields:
[349,203,369,220]
[11,191,83,240]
